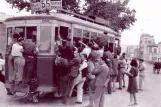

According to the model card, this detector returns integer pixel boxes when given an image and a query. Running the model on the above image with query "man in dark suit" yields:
[88,58,110,107]
[68,50,81,98]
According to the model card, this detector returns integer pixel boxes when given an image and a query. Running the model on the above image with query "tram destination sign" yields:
[50,0,62,10]
[31,0,62,13]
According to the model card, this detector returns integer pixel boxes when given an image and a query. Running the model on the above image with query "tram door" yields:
[60,26,69,39]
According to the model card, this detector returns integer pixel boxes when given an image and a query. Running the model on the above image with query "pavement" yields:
[0,62,161,107]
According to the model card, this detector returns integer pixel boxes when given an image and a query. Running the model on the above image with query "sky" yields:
[0,0,161,45]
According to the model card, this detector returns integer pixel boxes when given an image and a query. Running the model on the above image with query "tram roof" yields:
[5,13,121,36]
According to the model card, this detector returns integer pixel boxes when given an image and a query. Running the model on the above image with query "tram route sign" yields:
[50,0,62,10]
[31,0,62,13]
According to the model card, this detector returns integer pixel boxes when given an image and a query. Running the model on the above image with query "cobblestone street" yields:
[0,62,161,107]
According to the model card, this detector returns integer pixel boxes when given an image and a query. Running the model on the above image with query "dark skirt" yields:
[127,77,138,94]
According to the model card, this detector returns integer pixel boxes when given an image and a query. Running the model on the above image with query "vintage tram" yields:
[4,10,121,100]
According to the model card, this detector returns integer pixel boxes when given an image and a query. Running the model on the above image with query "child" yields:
[125,59,138,106]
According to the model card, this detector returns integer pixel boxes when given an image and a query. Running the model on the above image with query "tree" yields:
[83,0,136,32]
[6,0,136,32]
[5,0,80,13]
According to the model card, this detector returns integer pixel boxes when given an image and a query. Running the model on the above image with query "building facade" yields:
[139,33,161,62]
[126,45,139,59]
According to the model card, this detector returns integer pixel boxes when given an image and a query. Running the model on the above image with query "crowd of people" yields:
[0,31,146,106]
[52,32,146,107]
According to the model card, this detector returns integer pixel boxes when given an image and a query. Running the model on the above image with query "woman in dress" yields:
[125,59,139,106]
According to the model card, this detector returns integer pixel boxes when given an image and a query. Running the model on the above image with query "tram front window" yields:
[26,26,37,43]
[14,27,25,38]
[39,26,52,53]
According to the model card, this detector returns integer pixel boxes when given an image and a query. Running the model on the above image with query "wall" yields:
[0,23,6,55]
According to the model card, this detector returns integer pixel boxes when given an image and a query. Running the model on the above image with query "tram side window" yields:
[39,26,52,53]
[73,28,82,48]
[98,33,103,37]
[91,32,97,41]
[7,27,13,46]
[26,27,37,43]
[14,27,25,38]
[60,26,68,40]
[83,30,90,44]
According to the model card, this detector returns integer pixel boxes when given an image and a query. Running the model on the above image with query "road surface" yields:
[0,62,161,107]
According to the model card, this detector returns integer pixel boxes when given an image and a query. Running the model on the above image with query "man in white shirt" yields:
[79,41,92,58]
[11,37,25,85]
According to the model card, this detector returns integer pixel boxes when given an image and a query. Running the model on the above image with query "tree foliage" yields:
[5,0,136,32]
[83,0,136,32]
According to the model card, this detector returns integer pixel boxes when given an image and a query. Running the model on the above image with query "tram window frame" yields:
[14,27,25,38]
[91,32,97,41]
[82,30,90,44]
[39,26,52,53]
[26,26,37,43]
[73,37,81,48]
[55,27,59,41]
[98,33,103,37]
[73,28,82,37]
[83,30,90,38]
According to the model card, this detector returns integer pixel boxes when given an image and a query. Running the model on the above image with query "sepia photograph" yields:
[0,0,161,107]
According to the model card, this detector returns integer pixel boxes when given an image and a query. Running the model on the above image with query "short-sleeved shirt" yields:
[23,40,36,55]
[138,63,145,76]
[118,58,127,69]
[80,47,92,58]
[11,43,23,57]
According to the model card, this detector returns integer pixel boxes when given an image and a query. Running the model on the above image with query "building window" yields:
[154,48,157,53]
[149,47,152,53]
[148,41,151,44]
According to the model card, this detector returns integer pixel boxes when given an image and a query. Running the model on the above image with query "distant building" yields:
[139,33,161,62]
[121,44,128,54]
[126,45,139,59]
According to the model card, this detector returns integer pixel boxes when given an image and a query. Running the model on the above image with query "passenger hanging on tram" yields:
[58,37,75,62]
[11,36,25,85]
[69,53,88,104]
[54,52,70,104]
[22,34,38,90]
[6,33,20,95]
